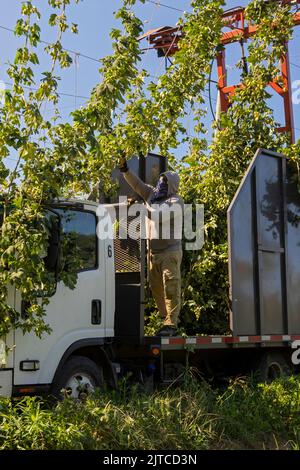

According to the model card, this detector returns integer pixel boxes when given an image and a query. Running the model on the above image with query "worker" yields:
[119,156,183,336]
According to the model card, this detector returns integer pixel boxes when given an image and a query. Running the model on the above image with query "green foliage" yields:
[0,0,298,338]
[177,0,295,334]
[215,375,300,449]
[0,0,226,337]
[0,375,300,449]
[0,0,146,337]
[0,0,81,337]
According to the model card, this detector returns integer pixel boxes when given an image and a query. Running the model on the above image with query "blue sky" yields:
[0,0,300,170]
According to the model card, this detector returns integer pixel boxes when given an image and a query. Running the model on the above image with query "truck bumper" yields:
[0,369,13,397]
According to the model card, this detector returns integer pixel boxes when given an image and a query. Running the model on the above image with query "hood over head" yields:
[161,171,180,197]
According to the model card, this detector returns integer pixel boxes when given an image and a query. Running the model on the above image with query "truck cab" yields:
[0,152,165,399]
[0,200,116,398]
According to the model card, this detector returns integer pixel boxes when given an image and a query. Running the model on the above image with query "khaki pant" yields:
[149,250,182,327]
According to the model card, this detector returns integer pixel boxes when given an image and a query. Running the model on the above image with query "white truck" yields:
[0,199,116,398]
[1,149,300,399]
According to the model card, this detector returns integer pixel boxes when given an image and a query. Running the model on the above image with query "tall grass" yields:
[0,374,300,450]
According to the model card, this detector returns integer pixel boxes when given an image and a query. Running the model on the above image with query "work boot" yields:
[156,325,178,337]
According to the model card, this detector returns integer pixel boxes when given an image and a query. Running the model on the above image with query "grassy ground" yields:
[0,374,300,450]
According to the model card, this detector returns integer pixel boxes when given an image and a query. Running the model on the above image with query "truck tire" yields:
[254,351,291,383]
[51,355,103,399]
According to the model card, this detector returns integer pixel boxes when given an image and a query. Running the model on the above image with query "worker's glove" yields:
[119,156,128,173]
[127,197,136,206]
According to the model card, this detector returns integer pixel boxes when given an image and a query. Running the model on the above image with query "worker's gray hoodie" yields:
[124,169,183,253]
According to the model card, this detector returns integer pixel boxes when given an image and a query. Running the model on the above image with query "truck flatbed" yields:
[145,334,300,350]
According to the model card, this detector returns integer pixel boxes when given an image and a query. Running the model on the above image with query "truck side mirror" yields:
[44,214,61,277]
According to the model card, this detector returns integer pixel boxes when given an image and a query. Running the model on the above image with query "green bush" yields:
[0,375,300,450]
[215,376,300,449]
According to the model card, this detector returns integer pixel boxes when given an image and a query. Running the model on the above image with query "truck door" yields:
[13,205,107,387]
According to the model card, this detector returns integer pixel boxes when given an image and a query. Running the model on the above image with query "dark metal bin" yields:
[228,148,300,336]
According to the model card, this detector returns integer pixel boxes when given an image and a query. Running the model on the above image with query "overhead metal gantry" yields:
[140,0,300,143]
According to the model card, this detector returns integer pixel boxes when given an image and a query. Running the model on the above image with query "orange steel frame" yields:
[142,0,300,143]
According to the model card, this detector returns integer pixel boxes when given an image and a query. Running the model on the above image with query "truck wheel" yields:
[51,356,103,399]
[254,351,291,383]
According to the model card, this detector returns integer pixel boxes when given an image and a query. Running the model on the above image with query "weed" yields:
[0,375,300,450]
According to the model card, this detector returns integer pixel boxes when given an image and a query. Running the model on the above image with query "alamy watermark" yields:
[96,197,204,251]
[291,340,300,365]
